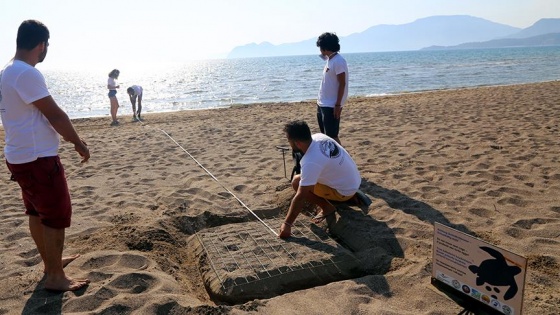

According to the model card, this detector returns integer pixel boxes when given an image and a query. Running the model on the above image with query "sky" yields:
[1,0,559,70]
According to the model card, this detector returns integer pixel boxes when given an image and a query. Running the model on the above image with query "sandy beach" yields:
[1,81,559,314]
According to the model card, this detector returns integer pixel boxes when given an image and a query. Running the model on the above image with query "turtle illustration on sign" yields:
[468,246,522,300]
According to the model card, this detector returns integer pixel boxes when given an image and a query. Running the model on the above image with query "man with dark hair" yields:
[0,20,90,291]
[127,85,143,121]
[316,32,348,144]
[279,120,361,238]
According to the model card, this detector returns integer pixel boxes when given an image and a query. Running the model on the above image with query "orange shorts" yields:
[7,156,72,229]
[313,183,354,202]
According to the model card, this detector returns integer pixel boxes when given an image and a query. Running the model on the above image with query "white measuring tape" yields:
[143,122,279,237]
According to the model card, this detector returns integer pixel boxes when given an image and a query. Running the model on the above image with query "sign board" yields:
[432,222,527,314]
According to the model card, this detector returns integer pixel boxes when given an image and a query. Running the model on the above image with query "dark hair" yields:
[316,32,340,52]
[16,20,49,50]
[127,87,134,94]
[108,69,120,78]
[284,120,312,141]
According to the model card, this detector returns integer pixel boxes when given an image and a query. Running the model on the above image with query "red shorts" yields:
[6,156,72,229]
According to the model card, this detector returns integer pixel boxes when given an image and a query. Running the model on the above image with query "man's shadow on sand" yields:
[359,179,472,234]
[307,179,475,298]
[22,275,87,314]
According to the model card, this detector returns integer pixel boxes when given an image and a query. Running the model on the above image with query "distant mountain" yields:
[422,18,560,50]
[340,15,518,53]
[228,40,316,59]
[227,15,521,59]
[422,33,560,50]
[506,18,560,38]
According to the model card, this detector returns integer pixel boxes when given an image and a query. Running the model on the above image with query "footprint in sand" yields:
[80,252,150,271]
[512,218,558,229]
[62,252,161,313]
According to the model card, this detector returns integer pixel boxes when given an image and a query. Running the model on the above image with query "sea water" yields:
[32,46,560,119]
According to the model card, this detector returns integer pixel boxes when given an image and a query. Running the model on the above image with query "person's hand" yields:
[279,222,292,239]
[334,105,342,119]
[74,139,90,163]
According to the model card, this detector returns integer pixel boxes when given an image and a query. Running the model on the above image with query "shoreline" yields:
[1,81,559,314]
[63,80,560,124]
[2,80,557,128]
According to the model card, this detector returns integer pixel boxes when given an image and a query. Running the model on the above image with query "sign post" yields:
[432,223,527,314]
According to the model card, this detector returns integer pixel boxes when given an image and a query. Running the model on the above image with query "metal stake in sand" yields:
[276,145,290,179]
[154,127,278,237]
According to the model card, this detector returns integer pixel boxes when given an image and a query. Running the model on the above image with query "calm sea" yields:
[38,46,560,119]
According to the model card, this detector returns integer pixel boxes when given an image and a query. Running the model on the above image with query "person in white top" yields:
[127,85,143,121]
[316,32,348,145]
[0,20,90,291]
[279,120,361,239]
[107,69,120,126]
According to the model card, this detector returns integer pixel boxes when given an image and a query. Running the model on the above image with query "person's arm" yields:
[279,184,315,238]
[33,96,90,162]
[334,72,346,119]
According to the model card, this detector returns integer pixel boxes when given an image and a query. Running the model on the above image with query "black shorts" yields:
[316,105,340,138]
[108,90,117,98]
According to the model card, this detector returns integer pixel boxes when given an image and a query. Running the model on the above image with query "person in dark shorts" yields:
[316,32,349,144]
[0,20,90,291]
[107,69,120,126]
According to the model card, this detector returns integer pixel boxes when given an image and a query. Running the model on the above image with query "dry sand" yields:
[1,81,559,314]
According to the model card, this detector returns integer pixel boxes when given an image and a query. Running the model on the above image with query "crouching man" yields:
[279,120,361,238]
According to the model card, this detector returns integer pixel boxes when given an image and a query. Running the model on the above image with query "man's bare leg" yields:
[29,216,47,264]
[306,193,336,223]
[29,216,81,272]
[41,224,89,291]
[137,96,142,119]
[42,225,89,291]
[291,175,336,219]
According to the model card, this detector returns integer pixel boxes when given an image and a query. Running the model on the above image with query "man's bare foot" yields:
[44,276,90,292]
[62,254,81,267]
[311,205,337,224]
[44,254,81,273]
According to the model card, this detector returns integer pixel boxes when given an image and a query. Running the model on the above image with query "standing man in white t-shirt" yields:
[316,32,348,145]
[0,20,90,291]
[279,120,361,239]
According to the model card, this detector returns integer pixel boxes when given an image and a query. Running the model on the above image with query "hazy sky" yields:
[1,0,559,69]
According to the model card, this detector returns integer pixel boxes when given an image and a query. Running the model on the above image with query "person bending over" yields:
[0,20,90,291]
[279,120,361,239]
[127,85,143,121]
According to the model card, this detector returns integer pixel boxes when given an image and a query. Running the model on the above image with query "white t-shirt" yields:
[317,54,349,108]
[108,77,118,90]
[130,85,143,96]
[0,60,59,164]
[299,133,361,196]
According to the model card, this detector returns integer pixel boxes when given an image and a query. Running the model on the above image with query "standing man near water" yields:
[0,20,90,291]
[316,32,348,145]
